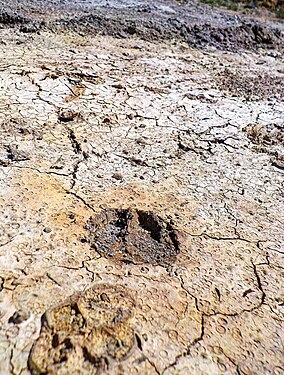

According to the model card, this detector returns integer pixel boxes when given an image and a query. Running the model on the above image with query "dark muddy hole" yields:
[84,208,180,267]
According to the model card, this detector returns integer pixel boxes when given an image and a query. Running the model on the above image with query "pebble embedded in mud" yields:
[43,227,52,233]
[58,109,79,122]
[112,172,124,180]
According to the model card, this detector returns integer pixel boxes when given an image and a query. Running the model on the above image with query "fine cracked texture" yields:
[0,2,283,374]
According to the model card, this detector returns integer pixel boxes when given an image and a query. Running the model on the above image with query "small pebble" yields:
[43,227,52,233]
[112,173,124,180]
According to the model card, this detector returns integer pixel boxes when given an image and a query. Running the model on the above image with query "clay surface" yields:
[0,0,283,374]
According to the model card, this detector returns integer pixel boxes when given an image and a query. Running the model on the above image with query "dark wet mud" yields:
[85,208,180,266]
[1,0,283,50]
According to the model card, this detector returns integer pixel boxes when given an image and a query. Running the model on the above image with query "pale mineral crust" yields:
[0,1,283,374]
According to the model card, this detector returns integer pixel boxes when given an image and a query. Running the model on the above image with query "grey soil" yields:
[0,0,284,50]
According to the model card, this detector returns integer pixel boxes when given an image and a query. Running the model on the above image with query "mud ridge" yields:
[1,0,283,51]
[55,10,284,51]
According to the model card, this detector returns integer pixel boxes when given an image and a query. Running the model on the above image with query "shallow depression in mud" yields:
[28,284,136,374]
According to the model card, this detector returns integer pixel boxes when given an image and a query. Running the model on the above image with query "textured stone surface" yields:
[0,15,283,375]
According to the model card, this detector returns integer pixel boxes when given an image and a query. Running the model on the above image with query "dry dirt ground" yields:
[0,3,284,374]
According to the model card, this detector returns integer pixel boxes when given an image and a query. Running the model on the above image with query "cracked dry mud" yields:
[0,2,284,374]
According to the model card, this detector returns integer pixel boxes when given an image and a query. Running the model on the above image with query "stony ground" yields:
[0,1,284,374]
